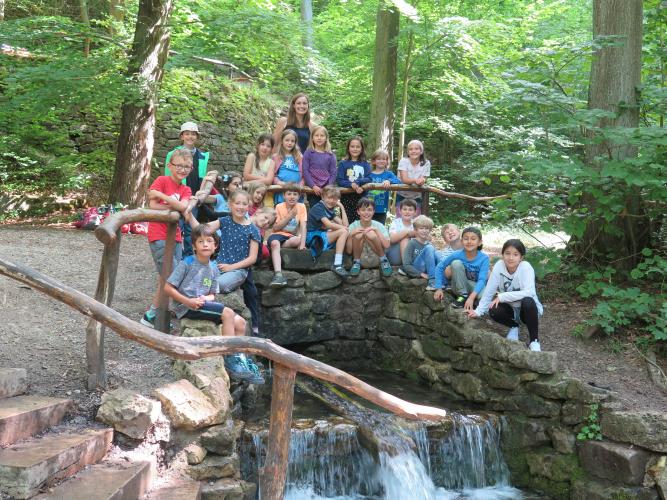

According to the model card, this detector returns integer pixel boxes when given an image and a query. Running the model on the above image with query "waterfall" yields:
[241,416,523,499]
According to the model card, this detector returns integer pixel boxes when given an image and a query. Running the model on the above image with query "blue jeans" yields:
[413,245,439,279]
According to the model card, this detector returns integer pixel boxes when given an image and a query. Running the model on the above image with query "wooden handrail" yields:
[0,257,448,422]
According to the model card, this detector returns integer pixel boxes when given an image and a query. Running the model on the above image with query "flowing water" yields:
[240,415,524,499]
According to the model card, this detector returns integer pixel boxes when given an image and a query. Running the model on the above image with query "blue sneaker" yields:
[349,261,361,277]
[224,355,254,381]
[380,259,393,277]
[140,312,155,328]
[239,355,265,385]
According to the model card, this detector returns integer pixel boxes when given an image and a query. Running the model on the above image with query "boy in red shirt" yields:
[141,149,193,327]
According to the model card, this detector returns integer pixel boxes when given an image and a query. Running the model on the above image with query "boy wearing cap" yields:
[165,122,211,256]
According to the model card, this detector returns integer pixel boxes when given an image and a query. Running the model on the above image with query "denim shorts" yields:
[149,240,183,276]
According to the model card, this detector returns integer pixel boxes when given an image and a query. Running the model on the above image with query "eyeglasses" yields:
[170,162,192,172]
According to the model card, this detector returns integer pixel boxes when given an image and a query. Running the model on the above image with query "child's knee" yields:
[234,315,246,333]
[451,259,465,272]
[221,307,235,322]
[366,231,378,240]
[270,239,281,250]
[521,297,537,309]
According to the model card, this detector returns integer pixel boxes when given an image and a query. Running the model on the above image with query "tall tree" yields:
[574,0,648,269]
[79,0,91,56]
[108,0,174,207]
[368,1,400,156]
[0,0,4,21]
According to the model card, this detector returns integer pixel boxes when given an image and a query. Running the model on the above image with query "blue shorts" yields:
[182,301,226,325]
[306,230,332,260]
[267,234,293,246]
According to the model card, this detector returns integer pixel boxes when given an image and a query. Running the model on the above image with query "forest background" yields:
[0,0,665,348]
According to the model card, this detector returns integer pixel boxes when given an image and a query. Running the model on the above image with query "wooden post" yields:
[85,229,121,389]
[260,364,296,500]
[422,191,430,216]
[155,222,177,333]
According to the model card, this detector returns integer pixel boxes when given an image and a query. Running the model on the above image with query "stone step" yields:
[0,368,28,399]
[144,481,202,500]
[34,461,151,500]
[0,427,113,499]
[0,396,73,446]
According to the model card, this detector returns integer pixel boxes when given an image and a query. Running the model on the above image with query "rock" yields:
[527,377,569,399]
[202,377,233,422]
[547,427,576,454]
[526,449,582,482]
[450,350,482,372]
[502,417,551,450]
[448,326,482,347]
[305,271,342,292]
[507,349,558,374]
[180,318,220,338]
[578,440,653,485]
[417,363,439,384]
[96,389,170,441]
[253,269,304,288]
[201,478,257,500]
[566,379,611,403]
[510,394,561,418]
[153,379,223,429]
[261,287,305,307]
[173,358,230,392]
[377,335,412,354]
[377,318,416,339]
[359,244,380,268]
[561,401,590,425]
[282,249,348,272]
[479,365,521,390]
[450,373,486,402]
[601,411,667,453]
[649,456,666,499]
[571,479,660,500]
[472,333,523,362]
[187,453,239,481]
[185,443,208,465]
[420,334,452,361]
[200,419,239,455]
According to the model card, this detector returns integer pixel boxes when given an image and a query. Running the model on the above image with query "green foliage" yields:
[577,404,602,441]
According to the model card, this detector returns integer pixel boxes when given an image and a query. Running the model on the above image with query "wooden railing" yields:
[0,175,505,498]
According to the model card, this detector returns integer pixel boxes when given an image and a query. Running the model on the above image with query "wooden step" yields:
[0,428,113,499]
[145,481,201,500]
[34,461,151,500]
[0,368,28,399]
[0,396,72,446]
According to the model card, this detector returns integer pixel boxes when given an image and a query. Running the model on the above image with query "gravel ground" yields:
[0,224,665,420]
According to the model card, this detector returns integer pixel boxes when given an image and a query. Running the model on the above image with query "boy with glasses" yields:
[141,149,193,328]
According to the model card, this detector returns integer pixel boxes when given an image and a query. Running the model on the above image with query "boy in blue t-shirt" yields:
[366,149,401,224]
[165,224,263,384]
[306,185,349,278]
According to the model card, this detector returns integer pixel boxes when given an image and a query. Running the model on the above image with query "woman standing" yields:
[273,93,315,155]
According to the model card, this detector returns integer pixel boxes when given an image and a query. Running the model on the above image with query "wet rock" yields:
[96,389,170,441]
[502,416,551,450]
[200,419,240,455]
[601,411,667,453]
[547,427,576,454]
[187,453,239,480]
[578,440,653,485]
[450,350,482,372]
[153,379,223,429]
[201,478,257,500]
[420,334,451,360]
[417,363,439,384]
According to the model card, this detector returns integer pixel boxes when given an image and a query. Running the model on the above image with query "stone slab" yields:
[34,461,151,500]
[0,428,112,499]
[145,481,202,500]
[578,440,653,485]
[187,453,239,480]
[570,479,659,500]
[153,379,223,430]
[601,411,667,453]
[201,478,257,500]
[0,396,73,446]
[96,389,169,441]
[0,368,28,399]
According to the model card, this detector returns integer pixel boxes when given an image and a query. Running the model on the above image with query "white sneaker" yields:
[506,327,519,341]
[529,341,541,352]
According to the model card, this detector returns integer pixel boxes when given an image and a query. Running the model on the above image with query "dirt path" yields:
[0,225,665,417]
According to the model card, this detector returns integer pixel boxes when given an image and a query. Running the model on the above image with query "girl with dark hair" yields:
[467,239,544,352]
[243,133,275,186]
[336,136,372,223]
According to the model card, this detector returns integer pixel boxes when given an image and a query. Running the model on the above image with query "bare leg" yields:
[365,231,385,256]
[351,233,365,259]
[234,314,247,336]
[270,239,282,273]
[220,307,236,337]
[327,228,348,254]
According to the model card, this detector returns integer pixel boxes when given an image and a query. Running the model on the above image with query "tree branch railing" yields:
[0,257,448,499]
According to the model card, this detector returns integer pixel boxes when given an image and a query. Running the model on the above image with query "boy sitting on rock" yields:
[306,185,349,278]
[346,197,392,277]
[399,215,440,290]
[268,183,307,288]
[165,224,263,385]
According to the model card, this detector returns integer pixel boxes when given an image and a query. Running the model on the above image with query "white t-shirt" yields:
[397,158,431,200]
[349,220,389,238]
[389,218,413,234]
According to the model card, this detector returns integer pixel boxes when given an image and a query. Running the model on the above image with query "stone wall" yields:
[251,250,667,499]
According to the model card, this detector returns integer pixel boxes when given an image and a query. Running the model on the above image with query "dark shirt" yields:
[307,201,336,232]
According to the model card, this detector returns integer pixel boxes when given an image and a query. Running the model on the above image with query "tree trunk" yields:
[397,29,415,159]
[0,0,5,21]
[108,0,174,207]
[300,0,313,49]
[368,0,400,157]
[574,0,649,269]
[80,0,91,57]
[110,0,125,34]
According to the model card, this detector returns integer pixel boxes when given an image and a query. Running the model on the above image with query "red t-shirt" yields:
[147,176,192,243]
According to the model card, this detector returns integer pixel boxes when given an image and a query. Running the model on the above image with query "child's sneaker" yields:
[241,356,265,385]
[331,264,349,279]
[425,279,437,291]
[380,259,393,277]
[224,355,254,381]
[140,312,155,328]
[398,268,407,276]
[451,295,467,308]
[529,341,541,352]
[349,261,361,277]
[269,272,288,288]
[506,327,519,341]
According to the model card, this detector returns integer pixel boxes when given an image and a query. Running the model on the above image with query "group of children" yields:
[141,120,545,384]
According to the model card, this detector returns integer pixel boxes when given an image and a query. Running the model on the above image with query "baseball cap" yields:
[180,122,199,134]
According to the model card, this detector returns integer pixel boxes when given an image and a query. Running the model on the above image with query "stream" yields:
[240,370,533,499]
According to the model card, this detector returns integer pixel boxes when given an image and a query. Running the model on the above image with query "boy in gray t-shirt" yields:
[165,225,263,384]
